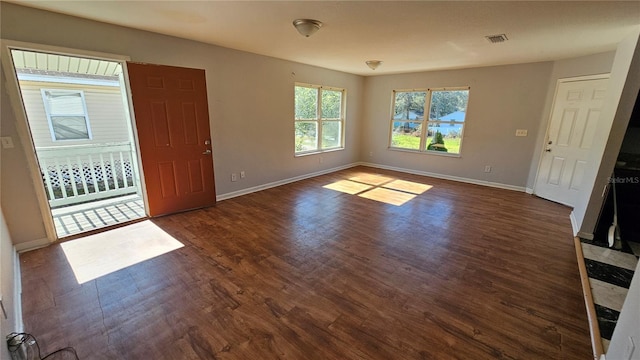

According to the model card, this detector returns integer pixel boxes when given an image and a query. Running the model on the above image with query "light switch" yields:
[1,137,14,148]
[515,129,528,137]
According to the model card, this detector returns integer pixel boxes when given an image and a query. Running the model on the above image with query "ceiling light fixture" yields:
[293,19,323,37]
[366,60,382,70]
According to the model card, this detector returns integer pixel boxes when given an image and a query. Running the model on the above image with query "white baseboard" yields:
[13,246,24,332]
[359,162,528,192]
[216,161,531,202]
[14,237,50,253]
[578,231,594,240]
[570,211,579,236]
[525,187,534,194]
[216,163,359,201]
[570,211,594,239]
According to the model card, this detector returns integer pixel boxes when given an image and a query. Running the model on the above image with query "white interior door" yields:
[534,76,609,207]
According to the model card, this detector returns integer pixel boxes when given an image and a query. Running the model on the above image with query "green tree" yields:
[295,86,317,119]
[427,131,448,152]
[321,90,341,119]
[295,87,343,120]
[429,90,468,119]
[295,122,317,151]
[394,92,426,119]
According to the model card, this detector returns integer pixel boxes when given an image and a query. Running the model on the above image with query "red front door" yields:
[127,62,216,216]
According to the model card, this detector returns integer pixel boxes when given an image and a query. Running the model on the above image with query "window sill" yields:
[388,147,462,158]
[295,147,345,157]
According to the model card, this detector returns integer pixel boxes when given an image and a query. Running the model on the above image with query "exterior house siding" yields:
[19,81,130,148]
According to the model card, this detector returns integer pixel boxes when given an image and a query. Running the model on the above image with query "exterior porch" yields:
[35,141,146,238]
[52,194,145,238]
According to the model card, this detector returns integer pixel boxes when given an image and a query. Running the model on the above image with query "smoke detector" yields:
[485,34,509,43]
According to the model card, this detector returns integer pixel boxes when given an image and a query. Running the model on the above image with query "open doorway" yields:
[8,49,146,238]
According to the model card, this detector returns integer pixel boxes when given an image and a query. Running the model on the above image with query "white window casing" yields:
[295,82,346,155]
[41,89,93,141]
[390,87,469,156]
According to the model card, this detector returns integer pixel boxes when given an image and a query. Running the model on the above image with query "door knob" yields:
[202,149,212,155]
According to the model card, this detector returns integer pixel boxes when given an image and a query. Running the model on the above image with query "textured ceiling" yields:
[7,1,640,75]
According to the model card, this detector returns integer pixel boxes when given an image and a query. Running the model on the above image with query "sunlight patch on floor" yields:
[358,187,417,206]
[348,173,394,186]
[383,179,433,194]
[324,176,433,206]
[323,179,373,194]
[61,220,184,284]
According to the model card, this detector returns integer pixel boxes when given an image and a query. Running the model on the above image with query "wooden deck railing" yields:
[36,142,140,208]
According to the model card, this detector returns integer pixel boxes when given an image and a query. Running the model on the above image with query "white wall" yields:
[573,29,640,237]
[361,62,553,189]
[0,208,21,359]
[0,67,47,245]
[0,2,363,245]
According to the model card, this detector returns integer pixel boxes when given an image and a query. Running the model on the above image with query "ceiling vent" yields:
[485,34,508,43]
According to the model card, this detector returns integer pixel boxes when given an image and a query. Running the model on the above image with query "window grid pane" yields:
[321,90,342,120]
[390,121,422,150]
[394,91,426,121]
[51,116,90,140]
[321,120,342,149]
[429,90,469,121]
[295,121,318,152]
[426,122,463,154]
[45,90,85,115]
[295,86,318,120]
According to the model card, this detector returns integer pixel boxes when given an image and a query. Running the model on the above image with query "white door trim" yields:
[532,73,611,205]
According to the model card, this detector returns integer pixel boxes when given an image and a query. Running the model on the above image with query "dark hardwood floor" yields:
[20,166,592,359]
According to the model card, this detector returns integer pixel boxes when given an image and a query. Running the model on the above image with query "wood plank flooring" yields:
[20,166,592,359]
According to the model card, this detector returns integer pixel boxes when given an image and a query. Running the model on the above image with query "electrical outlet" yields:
[240,171,245,179]
[369,151,373,157]
[515,129,528,137]
[484,165,491,173]
[231,173,237,182]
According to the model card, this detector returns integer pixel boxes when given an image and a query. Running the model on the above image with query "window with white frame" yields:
[390,88,469,155]
[294,83,345,154]
[41,89,92,141]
